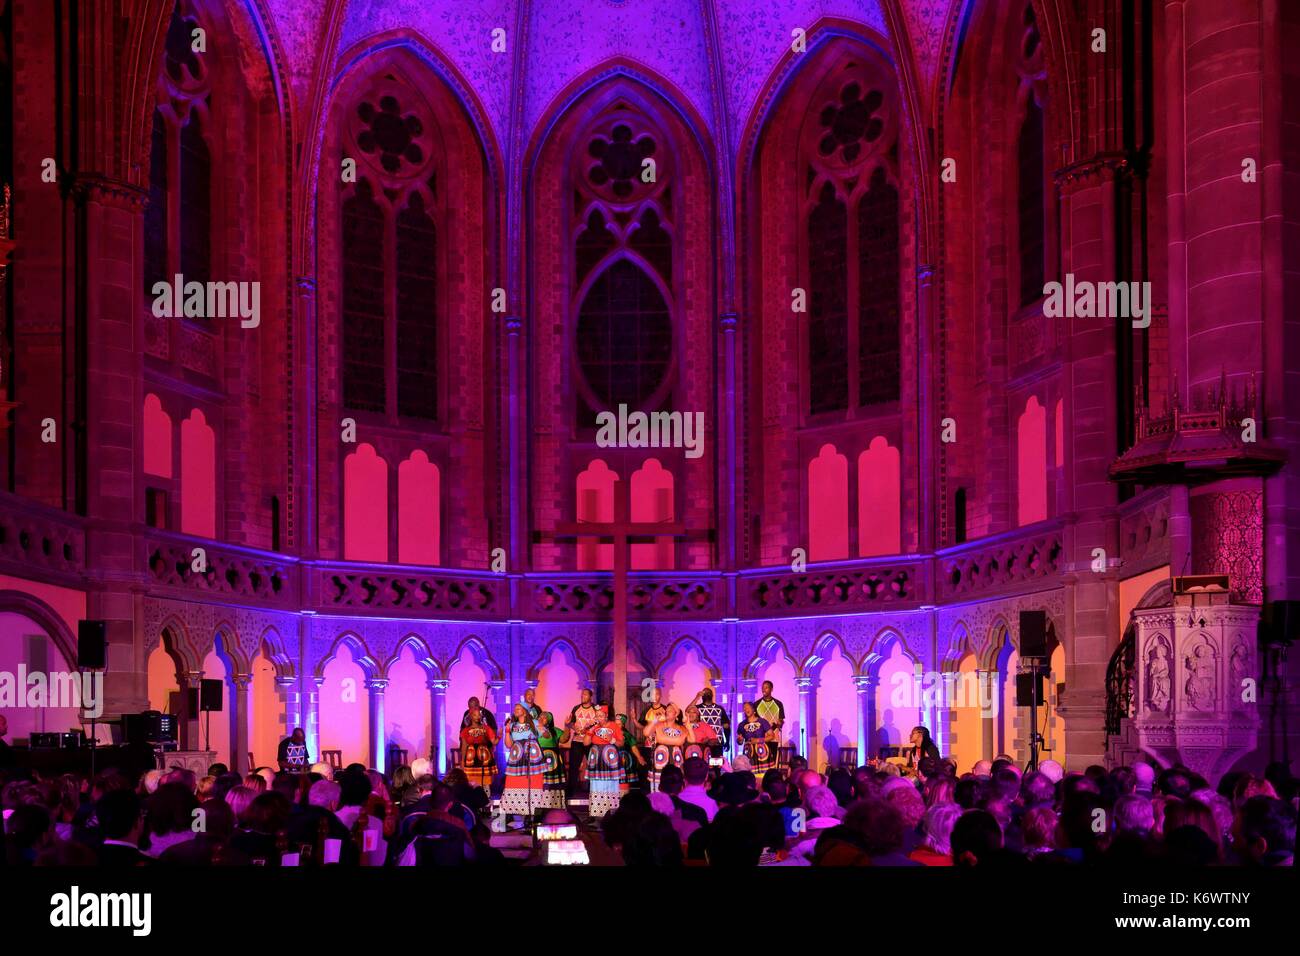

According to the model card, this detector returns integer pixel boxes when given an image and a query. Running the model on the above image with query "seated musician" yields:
[906,725,941,773]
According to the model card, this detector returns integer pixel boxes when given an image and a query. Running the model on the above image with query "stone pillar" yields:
[978,670,997,762]
[795,676,813,760]
[916,265,936,554]
[305,678,323,761]
[294,277,317,555]
[430,677,449,775]
[1056,164,1125,770]
[366,678,388,772]
[231,673,251,774]
[505,315,524,569]
[855,676,875,762]
[276,675,301,741]
[719,312,738,568]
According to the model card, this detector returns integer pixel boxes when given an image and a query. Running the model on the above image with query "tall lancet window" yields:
[1016,3,1048,306]
[803,73,901,417]
[143,0,213,297]
[339,88,440,422]
[572,115,676,427]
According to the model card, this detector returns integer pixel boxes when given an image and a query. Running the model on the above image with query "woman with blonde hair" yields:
[243,772,267,793]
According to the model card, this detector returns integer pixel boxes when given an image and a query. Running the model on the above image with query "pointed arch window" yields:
[803,76,901,416]
[1016,3,1048,306]
[571,115,676,427]
[143,1,213,301]
[339,86,441,422]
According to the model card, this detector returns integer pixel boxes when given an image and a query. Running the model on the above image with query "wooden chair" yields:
[777,746,795,768]
[836,746,859,769]
[448,748,461,768]
[321,749,342,770]
[387,746,408,769]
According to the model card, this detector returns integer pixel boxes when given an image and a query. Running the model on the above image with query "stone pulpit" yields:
[1129,579,1259,781]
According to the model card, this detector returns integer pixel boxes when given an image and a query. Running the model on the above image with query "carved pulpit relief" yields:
[1145,635,1171,715]
[1229,637,1251,712]
[1183,634,1217,713]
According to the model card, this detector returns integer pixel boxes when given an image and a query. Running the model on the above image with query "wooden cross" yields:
[553,476,688,719]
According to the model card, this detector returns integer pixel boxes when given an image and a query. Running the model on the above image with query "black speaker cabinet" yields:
[77,620,108,669]
[200,678,223,712]
[1015,671,1045,707]
[1019,610,1049,659]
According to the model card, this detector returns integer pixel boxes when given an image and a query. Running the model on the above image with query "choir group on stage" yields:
[458,681,791,820]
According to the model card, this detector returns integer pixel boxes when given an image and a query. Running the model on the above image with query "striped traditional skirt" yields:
[460,742,496,790]
[501,740,564,814]
[541,746,566,796]
[587,743,622,818]
[648,743,685,792]
[743,739,778,775]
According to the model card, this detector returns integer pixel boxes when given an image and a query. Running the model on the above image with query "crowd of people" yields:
[2,723,1294,867]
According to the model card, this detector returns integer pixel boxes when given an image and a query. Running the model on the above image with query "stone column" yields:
[231,673,251,773]
[305,678,323,761]
[719,311,738,568]
[276,675,301,741]
[504,315,524,569]
[978,670,998,762]
[294,277,317,555]
[366,678,388,772]
[916,264,936,554]
[429,677,449,774]
[795,676,813,761]
[855,676,875,762]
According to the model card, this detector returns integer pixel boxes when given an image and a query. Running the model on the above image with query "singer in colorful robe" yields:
[563,689,602,799]
[689,688,730,755]
[617,713,645,792]
[586,708,625,818]
[755,681,786,744]
[501,705,562,816]
[536,711,567,805]
[737,702,777,778]
[645,704,692,791]
[459,710,498,791]
[682,704,719,765]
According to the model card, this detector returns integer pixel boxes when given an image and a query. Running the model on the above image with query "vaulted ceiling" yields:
[260,0,967,168]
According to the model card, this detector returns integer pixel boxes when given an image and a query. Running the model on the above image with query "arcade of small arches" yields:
[112,604,1068,779]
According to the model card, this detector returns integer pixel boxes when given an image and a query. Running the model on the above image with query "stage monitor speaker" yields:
[200,678,223,712]
[77,620,108,669]
[1019,610,1049,659]
[1015,671,1044,707]
[1262,600,1299,647]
